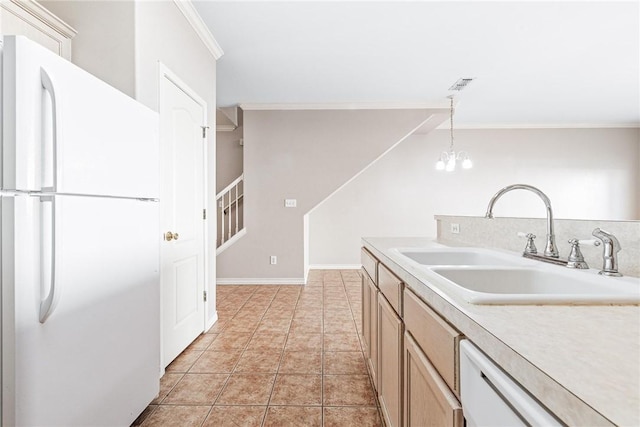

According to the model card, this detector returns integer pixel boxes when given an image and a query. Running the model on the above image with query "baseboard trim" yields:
[217,278,306,285]
[205,311,218,332]
[308,264,362,270]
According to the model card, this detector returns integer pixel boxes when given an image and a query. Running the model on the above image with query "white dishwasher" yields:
[460,341,563,426]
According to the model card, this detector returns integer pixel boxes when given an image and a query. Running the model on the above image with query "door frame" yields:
[157,62,208,370]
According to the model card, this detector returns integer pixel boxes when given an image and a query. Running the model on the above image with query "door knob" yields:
[164,231,179,241]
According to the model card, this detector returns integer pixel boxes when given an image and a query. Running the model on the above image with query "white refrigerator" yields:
[1,36,160,426]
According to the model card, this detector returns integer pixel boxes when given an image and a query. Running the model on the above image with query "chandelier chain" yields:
[449,96,455,152]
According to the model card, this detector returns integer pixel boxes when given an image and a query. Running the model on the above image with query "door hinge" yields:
[203,291,208,302]
[201,126,210,138]
[203,209,207,220]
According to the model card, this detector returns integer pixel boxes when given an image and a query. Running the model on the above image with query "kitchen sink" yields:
[431,267,640,305]
[396,248,527,267]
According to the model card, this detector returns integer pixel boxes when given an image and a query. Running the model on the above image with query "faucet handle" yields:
[566,238,600,269]
[517,232,537,254]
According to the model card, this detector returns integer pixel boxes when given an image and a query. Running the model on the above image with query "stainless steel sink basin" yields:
[431,267,640,305]
[397,248,526,267]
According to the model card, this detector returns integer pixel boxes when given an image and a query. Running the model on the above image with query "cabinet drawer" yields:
[361,248,378,284]
[378,263,403,315]
[404,289,462,395]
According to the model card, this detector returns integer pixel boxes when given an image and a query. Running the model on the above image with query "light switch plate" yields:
[451,223,460,234]
[285,199,297,208]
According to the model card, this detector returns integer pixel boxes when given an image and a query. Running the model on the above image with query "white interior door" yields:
[159,66,207,367]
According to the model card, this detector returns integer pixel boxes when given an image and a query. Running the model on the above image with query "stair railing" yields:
[216,174,244,247]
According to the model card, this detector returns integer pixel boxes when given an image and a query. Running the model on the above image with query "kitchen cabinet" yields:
[0,0,75,59]
[361,247,464,427]
[378,293,403,427]
[404,332,463,427]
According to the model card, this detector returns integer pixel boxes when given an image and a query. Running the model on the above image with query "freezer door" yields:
[2,36,158,198]
[4,194,160,426]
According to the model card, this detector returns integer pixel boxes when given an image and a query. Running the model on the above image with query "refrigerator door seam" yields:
[20,191,159,202]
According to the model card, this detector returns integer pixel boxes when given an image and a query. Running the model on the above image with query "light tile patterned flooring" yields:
[134,270,383,426]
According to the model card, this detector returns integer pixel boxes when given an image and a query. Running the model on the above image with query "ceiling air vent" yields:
[448,78,474,91]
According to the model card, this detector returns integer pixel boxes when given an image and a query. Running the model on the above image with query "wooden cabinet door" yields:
[378,295,403,427]
[404,333,463,427]
[362,272,378,387]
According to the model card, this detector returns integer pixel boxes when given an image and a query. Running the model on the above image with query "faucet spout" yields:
[485,184,559,258]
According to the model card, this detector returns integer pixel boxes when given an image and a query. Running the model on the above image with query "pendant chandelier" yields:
[435,96,472,172]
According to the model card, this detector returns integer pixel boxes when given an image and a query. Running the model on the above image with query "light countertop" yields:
[362,237,640,426]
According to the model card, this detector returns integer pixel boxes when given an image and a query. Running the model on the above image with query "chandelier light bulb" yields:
[462,157,473,169]
[445,155,456,172]
[435,159,445,170]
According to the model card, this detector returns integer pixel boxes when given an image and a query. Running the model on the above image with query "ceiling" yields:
[193,1,639,126]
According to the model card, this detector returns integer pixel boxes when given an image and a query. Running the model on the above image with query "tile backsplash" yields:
[435,215,640,278]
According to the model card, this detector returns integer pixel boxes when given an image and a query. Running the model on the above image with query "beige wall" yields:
[216,126,244,193]
[40,0,136,97]
[40,0,219,324]
[309,127,640,266]
[216,109,446,282]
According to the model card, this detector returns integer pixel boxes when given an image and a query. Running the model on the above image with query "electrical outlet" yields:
[451,223,460,234]
[270,255,277,265]
[284,199,297,208]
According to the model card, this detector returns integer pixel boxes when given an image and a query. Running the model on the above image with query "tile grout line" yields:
[202,286,272,426]
[142,272,381,426]
[260,285,300,427]
[170,288,258,427]
[320,291,326,416]
[197,288,258,427]
[143,288,258,426]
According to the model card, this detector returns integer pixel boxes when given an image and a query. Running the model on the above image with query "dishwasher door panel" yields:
[459,340,561,427]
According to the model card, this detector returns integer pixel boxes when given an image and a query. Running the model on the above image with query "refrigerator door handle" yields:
[41,67,58,192]
[39,195,57,323]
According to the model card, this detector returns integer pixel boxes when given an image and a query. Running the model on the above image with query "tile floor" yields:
[134,270,383,427]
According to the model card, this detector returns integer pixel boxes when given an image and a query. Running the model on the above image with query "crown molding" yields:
[435,122,640,130]
[172,0,223,60]
[239,101,450,111]
[4,0,77,38]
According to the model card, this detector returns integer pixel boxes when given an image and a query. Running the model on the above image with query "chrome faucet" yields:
[592,228,623,277]
[485,184,559,258]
